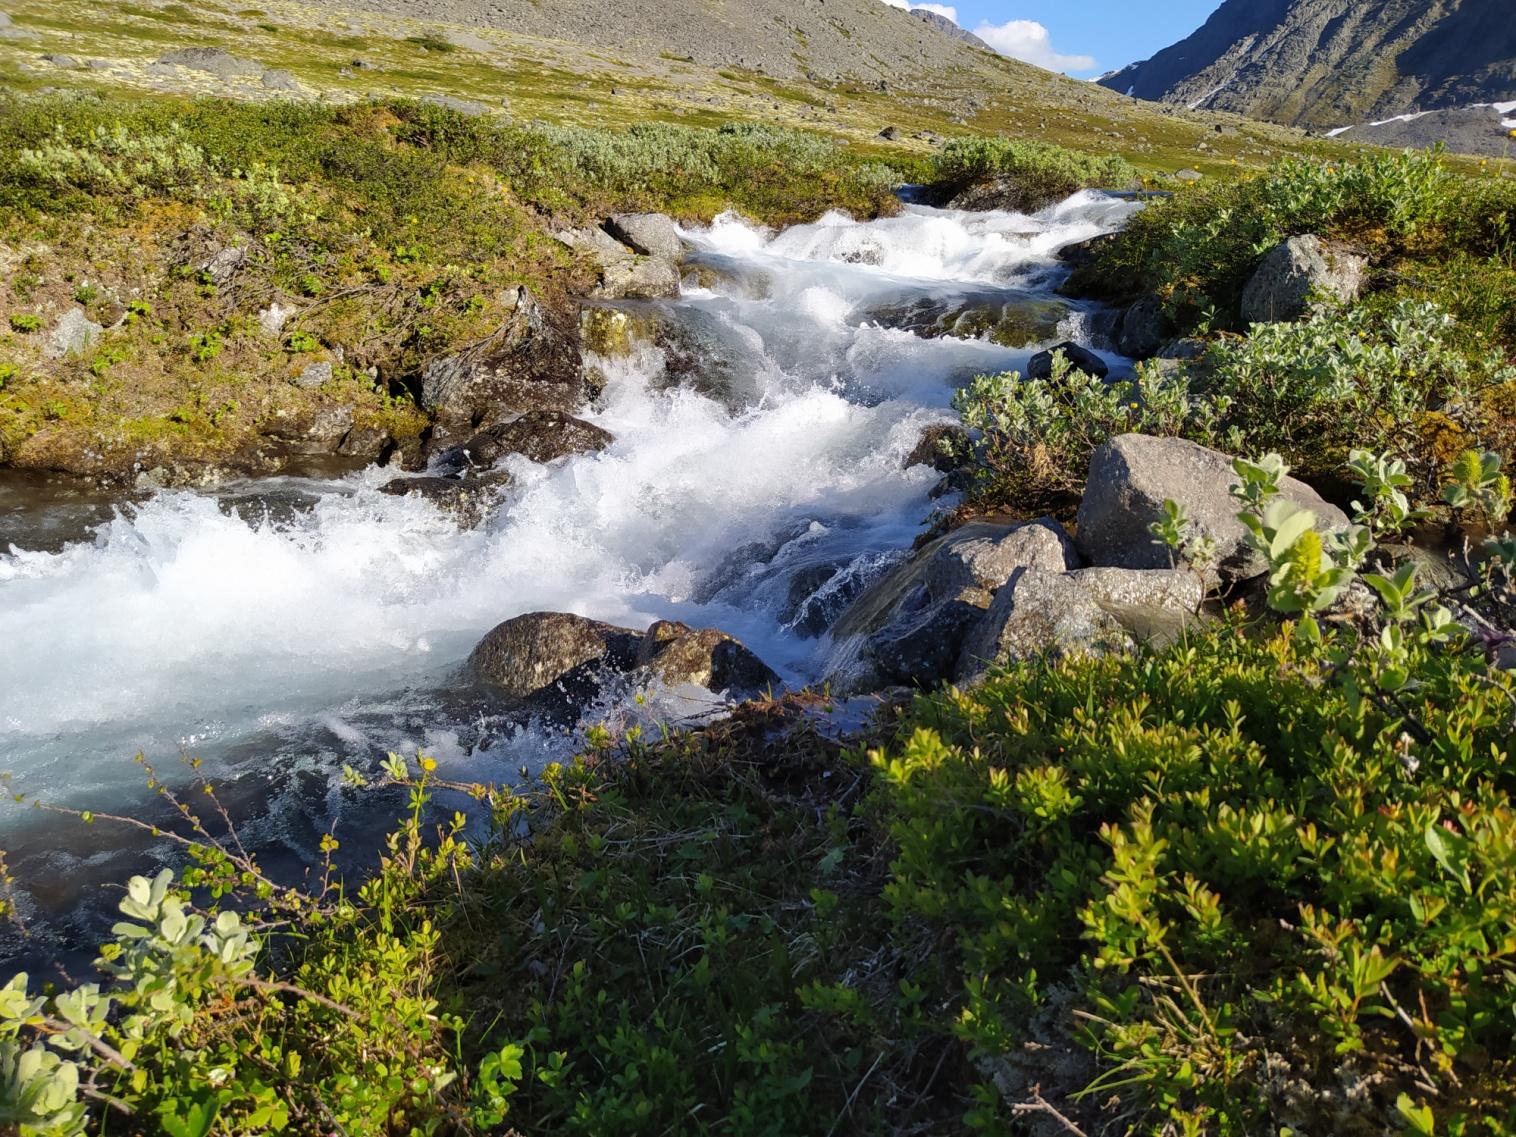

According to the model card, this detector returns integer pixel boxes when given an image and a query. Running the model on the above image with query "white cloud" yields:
[879,0,961,24]
[971,19,1096,74]
[876,2,1095,74]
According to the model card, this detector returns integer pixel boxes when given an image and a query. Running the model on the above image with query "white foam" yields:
[0,193,1142,807]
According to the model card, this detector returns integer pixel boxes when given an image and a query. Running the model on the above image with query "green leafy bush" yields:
[875,612,1516,1135]
[952,300,1514,513]
[1195,299,1515,481]
[7,314,41,334]
[929,136,1138,211]
[1071,150,1486,330]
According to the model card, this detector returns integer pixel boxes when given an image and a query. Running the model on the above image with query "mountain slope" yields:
[337,0,989,81]
[0,0,1328,179]
[1100,0,1516,130]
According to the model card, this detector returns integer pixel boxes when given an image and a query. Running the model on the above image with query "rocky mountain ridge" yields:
[1100,0,1516,131]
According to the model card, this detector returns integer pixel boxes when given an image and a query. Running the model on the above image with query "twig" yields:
[1011,1086,1089,1137]
[826,1050,884,1137]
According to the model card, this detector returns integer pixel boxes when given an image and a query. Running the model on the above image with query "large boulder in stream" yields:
[863,290,1070,349]
[432,410,613,472]
[379,473,511,529]
[469,612,779,717]
[1076,434,1350,585]
[420,287,584,446]
[827,519,1079,692]
[636,620,780,698]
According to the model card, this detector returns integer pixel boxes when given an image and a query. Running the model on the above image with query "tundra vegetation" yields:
[5,104,1516,1137]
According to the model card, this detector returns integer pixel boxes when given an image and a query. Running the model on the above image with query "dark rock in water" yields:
[1241,235,1365,325]
[947,177,1067,215]
[379,473,510,528]
[263,404,355,455]
[1076,433,1349,586]
[905,423,972,472]
[1056,233,1120,270]
[336,425,390,459]
[1117,295,1167,359]
[603,213,685,262]
[865,290,1070,349]
[470,612,644,705]
[433,410,612,472]
[829,518,1079,692]
[420,287,583,447]
[635,620,780,698]
[468,611,779,714]
[1027,341,1108,380]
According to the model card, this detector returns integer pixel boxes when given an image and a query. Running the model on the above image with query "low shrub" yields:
[1072,149,1501,331]
[952,300,1516,514]
[929,136,1138,211]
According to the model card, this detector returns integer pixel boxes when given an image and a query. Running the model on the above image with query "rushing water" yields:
[0,191,1141,954]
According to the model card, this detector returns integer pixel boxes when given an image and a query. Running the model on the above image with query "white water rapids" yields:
[0,192,1140,943]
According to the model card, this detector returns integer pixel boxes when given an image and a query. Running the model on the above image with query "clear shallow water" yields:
[0,193,1140,948]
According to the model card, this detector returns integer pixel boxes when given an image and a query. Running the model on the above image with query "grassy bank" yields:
[0,93,905,479]
[6,610,1515,1135]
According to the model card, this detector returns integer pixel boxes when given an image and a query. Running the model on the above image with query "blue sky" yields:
[882,1,1223,77]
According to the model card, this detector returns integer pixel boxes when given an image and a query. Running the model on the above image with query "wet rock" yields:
[604,213,685,262]
[558,227,681,301]
[1076,434,1350,585]
[335,425,390,459]
[293,361,332,389]
[635,620,780,698]
[866,291,1070,349]
[379,473,509,528]
[956,568,1132,682]
[469,612,643,704]
[264,405,354,455]
[468,612,777,713]
[433,410,613,472]
[830,519,1078,691]
[44,308,104,360]
[905,423,971,473]
[1117,295,1167,359]
[1241,235,1365,325]
[947,177,1067,214]
[1055,233,1120,271]
[420,286,583,446]
[1027,341,1108,380]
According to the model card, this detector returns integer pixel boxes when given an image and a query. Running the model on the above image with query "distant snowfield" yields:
[1327,100,1516,138]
